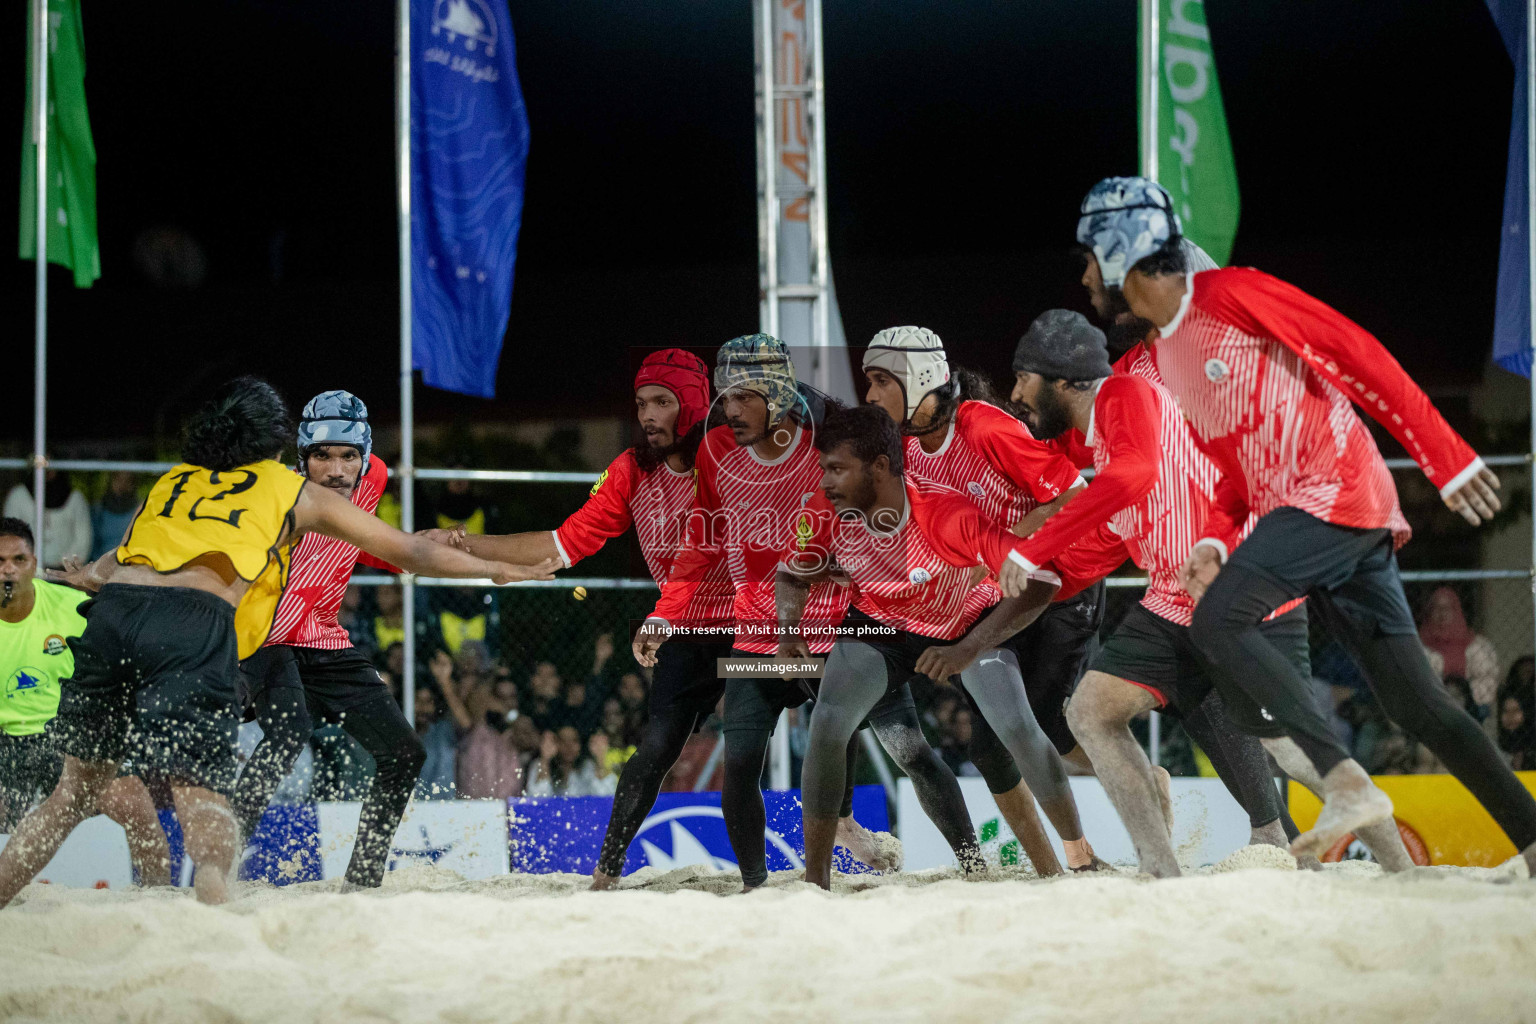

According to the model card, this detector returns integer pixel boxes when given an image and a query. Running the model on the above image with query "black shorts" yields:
[1223,506,1416,636]
[649,639,732,730]
[991,580,1105,754]
[48,583,242,793]
[722,634,919,735]
[242,644,392,723]
[0,733,63,828]
[1089,603,1308,738]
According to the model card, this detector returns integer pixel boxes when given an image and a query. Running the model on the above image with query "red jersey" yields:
[1152,268,1482,550]
[652,424,848,654]
[904,401,1084,528]
[1010,375,1221,624]
[553,450,734,630]
[267,458,396,650]
[783,479,1030,641]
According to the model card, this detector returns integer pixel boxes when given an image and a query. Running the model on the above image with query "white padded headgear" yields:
[862,326,950,421]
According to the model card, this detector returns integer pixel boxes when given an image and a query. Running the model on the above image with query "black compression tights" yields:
[232,686,313,841]
[231,688,425,888]
[721,727,858,889]
[595,705,702,878]
[1181,691,1297,839]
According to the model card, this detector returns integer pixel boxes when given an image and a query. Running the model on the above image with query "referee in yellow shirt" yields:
[0,517,170,886]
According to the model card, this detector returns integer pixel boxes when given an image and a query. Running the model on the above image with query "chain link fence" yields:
[3,460,1532,793]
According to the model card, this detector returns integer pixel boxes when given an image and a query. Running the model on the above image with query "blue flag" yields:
[1489,0,1530,377]
[411,0,530,398]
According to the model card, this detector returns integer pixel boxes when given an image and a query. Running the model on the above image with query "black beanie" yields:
[1011,309,1113,382]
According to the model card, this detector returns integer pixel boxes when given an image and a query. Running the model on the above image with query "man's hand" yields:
[776,638,811,679]
[1180,544,1223,604]
[998,557,1035,598]
[1443,466,1502,526]
[428,649,454,689]
[914,641,980,683]
[485,556,561,585]
[593,632,615,674]
[632,619,671,668]
[415,527,466,548]
[46,555,101,592]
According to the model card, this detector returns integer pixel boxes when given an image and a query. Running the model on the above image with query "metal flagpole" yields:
[1140,0,1162,767]
[1526,0,1535,670]
[31,0,49,562]
[397,0,416,724]
[809,0,831,391]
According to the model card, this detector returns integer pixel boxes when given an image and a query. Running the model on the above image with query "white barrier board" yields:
[318,799,510,880]
[896,776,1262,870]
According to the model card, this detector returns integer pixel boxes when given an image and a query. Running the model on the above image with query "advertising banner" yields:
[897,776,1257,871]
[509,785,890,876]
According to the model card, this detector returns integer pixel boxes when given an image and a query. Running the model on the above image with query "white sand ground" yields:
[2,849,1534,1024]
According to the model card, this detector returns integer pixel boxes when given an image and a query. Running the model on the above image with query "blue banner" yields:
[411,0,530,398]
[1489,0,1530,376]
[508,787,892,877]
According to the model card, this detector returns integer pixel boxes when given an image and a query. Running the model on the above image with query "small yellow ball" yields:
[572,586,588,601]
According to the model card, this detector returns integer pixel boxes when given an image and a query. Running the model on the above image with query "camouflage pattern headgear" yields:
[297,389,371,474]
[1076,176,1182,289]
[714,334,803,422]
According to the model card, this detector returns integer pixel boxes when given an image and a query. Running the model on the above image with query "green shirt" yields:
[0,580,88,737]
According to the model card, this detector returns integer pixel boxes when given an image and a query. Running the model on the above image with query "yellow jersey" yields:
[117,460,306,659]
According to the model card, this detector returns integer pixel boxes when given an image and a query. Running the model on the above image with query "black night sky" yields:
[0,1,1520,450]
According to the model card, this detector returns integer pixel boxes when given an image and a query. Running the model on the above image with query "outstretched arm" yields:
[913,580,1060,681]
[294,482,559,584]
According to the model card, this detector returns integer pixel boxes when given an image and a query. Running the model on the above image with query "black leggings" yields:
[1181,690,1296,837]
[233,648,426,888]
[1192,508,1536,851]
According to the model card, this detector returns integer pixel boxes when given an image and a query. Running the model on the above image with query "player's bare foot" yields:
[1295,853,1325,871]
[1249,819,1288,849]
[589,870,619,891]
[1290,760,1392,860]
[1522,840,1536,878]
[1063,837,1110,873]
[1356,818,1414,873]
[1150,765,1173,836]
[193,866,230,906]
[835,815,903,873]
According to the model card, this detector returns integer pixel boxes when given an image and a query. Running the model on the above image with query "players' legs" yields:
[863,685,983,879]
[0,755,117,908]
[97,774,172,886]
[962,702,1062,876]
[721,668,803,892]
[1179,692,1291,847]
[959,648,1084,847]
[1259,735,1409,871]
[1315,551,1536,868]
[1190,511,1390,856]
[230,649,312,842]
[593,707,701,885]
[830,734,903,873]
[1066,672,1179,877]
[333,693,426,888]
[171,782,239,906]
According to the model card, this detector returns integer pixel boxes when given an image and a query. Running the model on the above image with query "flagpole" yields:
[1140,0,1159,182]
[1526,0,1535,666]
[1139,0,1161,766]
[396,0,416,724]
[31,0,49,561]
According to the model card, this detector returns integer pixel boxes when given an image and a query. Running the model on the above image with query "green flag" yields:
[19,0,99,288]
[1139,0,1239,265]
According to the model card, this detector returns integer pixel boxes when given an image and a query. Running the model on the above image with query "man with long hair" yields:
[0,377,555,907]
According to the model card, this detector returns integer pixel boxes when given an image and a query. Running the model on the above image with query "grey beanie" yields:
[1012,310,1113,382]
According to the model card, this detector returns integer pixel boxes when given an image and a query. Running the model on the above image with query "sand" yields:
[2,853,1534,1024]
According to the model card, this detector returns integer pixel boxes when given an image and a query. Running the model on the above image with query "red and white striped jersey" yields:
[1012,375,1219,625]
[266,458,397,650]
[904,401,1083,529]
[783,479,1016,641]
[1152,269,1482,550]
[552,450,734,630]
[653,424,848,654]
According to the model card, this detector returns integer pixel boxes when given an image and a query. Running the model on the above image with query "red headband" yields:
[635,348,710,437]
